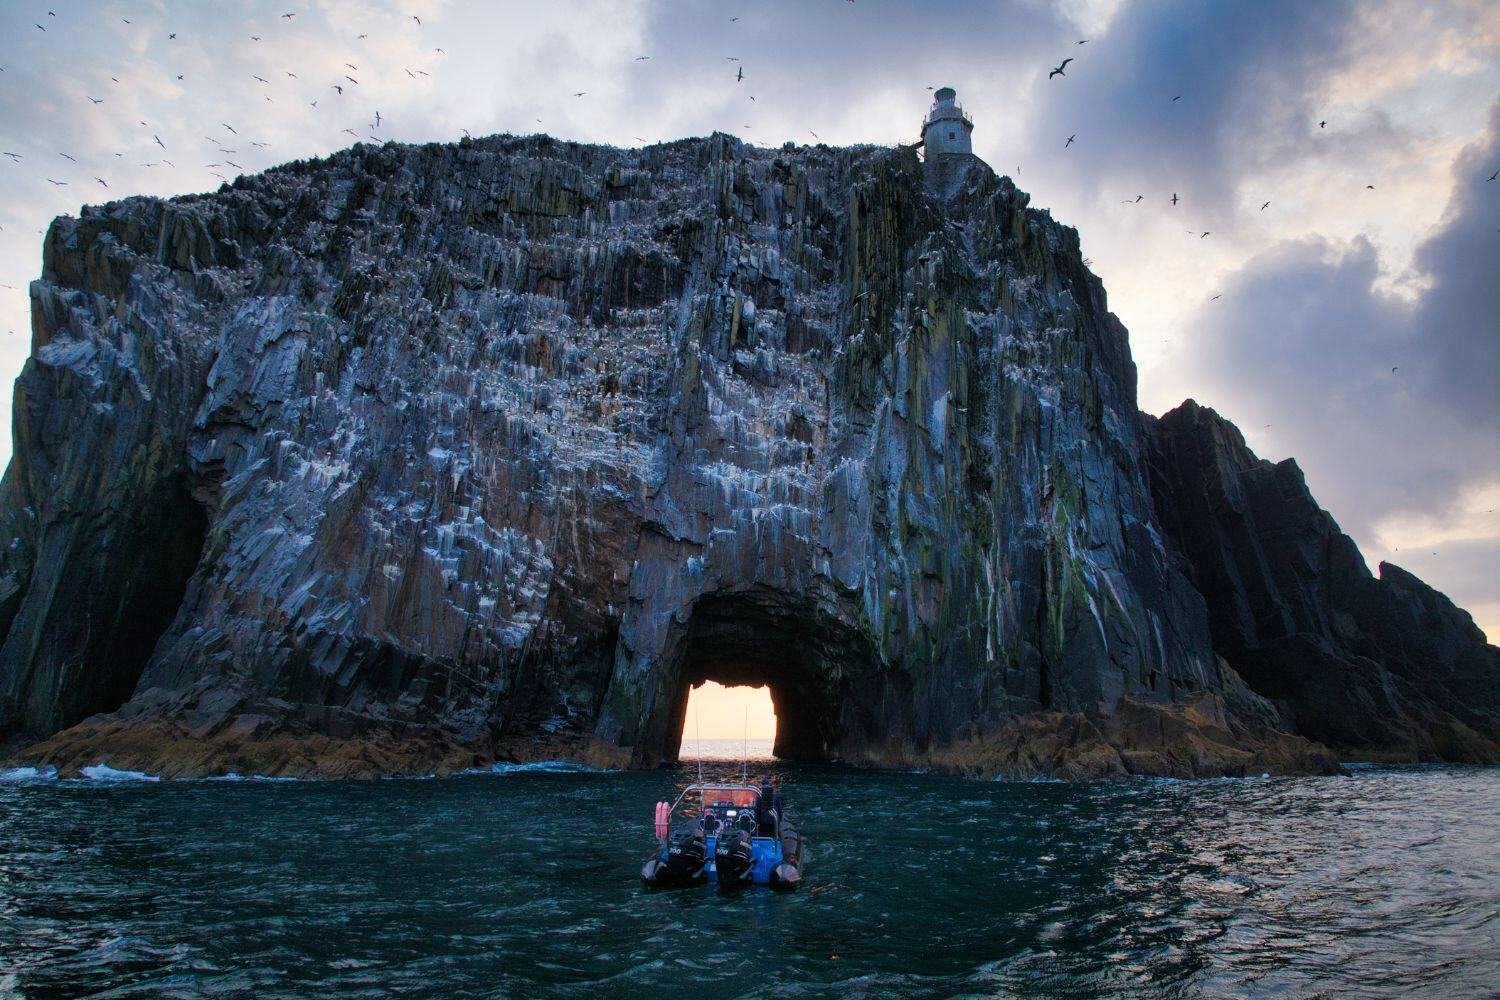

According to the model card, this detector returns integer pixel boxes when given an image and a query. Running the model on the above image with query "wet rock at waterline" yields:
[0,134,1494,779]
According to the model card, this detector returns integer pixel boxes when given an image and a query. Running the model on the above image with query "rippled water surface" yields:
[2,762,1497,997]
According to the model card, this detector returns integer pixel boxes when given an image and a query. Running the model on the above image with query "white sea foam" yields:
[0,765,58,782]
[77,764,161,782]
[470,760,614,775]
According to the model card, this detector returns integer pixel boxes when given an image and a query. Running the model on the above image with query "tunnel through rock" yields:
[651,589,872,764]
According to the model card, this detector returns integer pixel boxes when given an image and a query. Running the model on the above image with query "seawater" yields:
[1,763,1496,997]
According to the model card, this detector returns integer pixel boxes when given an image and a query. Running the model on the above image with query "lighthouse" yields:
[921,87,973,156]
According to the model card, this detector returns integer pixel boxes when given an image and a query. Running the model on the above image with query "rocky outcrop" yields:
[0,133,1493,779]
[1143,400,1500,762]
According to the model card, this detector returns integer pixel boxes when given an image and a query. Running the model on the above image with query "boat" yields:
[642,781,802,890]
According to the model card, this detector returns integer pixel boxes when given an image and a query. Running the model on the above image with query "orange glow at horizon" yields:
[683,681,777,740]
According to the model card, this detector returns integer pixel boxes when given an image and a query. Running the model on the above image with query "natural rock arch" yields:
[598,586,881,765]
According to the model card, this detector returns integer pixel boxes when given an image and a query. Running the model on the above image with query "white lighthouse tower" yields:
[921,87,973,156]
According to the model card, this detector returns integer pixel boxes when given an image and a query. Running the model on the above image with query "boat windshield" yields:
[671,784,760,817]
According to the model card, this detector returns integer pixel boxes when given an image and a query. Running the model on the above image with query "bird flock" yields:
[1041,39,1498,301]
[1,6,1495,319]
[2,6,441,207]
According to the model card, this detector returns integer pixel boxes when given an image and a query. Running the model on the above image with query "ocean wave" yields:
[468,760,616,775]
[0,764,58,782]
[77,764,161,782]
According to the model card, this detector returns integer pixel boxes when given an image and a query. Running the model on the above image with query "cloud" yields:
[1173,101,1500,631]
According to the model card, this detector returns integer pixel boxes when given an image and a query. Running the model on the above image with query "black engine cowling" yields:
[644,833,708,887]
[714,829,754,886]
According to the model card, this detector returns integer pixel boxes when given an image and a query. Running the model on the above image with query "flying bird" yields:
[1065,133,1075,147]
[58,152,77,161]
[1391,366,1399,372]
[1366,184,1375,190]
[411,14,420,24]
[154,134,165,148]
[281,11,295,18]
[345,63,357,70]
[1049,58,1073,78]
[345,75,358,83]
[1199,231,1210,238]
[1486,170,1498,181]
[573,91,586,97]
[1210,294,1222,300]
[94,177,108,187]
[333,85,343,94]
[87,96,103,104]
[168,32,176,39]
[358,33,367,39]
[1319,120,1327,128]
[1077,39,1088,44]
[737,66,744,81]
[1171,192,1179,205]
[253,75,269,83]
[636,55,650,60]
[251,35,260,41]
[285,71,297,78]
[46,178,66,185]
[1260,200,1270,210]
[2,152,21,160]
[35,23,46,31]
[1172,95,1181,101]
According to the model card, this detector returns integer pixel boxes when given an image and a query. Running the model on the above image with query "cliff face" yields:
[0,133,1486,778]
[1144,400,1500,762]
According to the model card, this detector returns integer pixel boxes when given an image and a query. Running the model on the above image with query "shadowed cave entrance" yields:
[655,589,868,764]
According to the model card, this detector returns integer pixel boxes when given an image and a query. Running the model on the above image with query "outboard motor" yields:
[643,825,709,888]
[714,828,755,886]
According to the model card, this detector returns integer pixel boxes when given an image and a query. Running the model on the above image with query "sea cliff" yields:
[1,134,1492,778]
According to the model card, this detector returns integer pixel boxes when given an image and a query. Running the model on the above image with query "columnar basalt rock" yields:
[0,132,1490,778]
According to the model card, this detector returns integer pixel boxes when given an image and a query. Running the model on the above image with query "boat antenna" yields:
[695,702,703,782]
[742,705,748,783]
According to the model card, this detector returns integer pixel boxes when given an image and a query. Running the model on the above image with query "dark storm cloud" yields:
[1019,0,1361,216]
[1176,101,1500,555]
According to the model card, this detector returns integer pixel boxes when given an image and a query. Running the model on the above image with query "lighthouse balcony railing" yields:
[924,103,972,127]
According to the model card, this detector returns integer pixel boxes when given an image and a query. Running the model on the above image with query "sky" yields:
[684,682,778,743]
[0,0,1495,679]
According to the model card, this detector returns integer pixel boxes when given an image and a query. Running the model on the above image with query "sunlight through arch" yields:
[681,682,777,759]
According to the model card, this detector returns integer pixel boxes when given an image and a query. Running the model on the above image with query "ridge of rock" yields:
[1143,399,1499,762]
